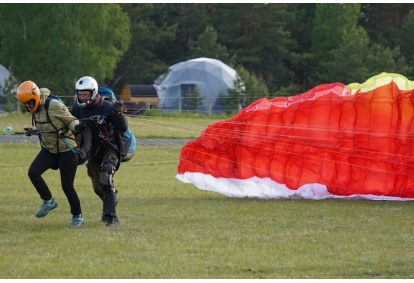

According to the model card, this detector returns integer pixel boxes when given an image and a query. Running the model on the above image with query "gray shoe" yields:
[70,215,84,227]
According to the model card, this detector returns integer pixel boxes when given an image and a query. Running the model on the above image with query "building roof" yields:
[128,84,158,97]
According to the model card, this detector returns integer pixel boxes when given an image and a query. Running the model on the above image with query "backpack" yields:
[45,94,65,106]
[121,128,135,162]
[98,84,136,162]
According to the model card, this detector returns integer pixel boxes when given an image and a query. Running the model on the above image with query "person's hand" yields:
[74,121,88,133]
[111,101,123,115]
[24,127,34,136]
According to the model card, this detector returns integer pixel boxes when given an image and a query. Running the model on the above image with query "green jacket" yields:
[32,88,79,154]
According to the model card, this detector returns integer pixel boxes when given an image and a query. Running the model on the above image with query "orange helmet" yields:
[16,81,41,113]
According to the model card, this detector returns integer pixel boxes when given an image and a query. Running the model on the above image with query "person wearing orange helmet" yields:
[16,80,85,227]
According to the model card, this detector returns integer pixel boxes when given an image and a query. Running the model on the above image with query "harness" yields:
[88,115,110,158]
[74,98,111,158]
[73,98,126,170]
[32,97,76,153]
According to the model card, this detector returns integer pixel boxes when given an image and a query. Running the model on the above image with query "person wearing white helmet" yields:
[71,76,128,227]
[16,80,85,227]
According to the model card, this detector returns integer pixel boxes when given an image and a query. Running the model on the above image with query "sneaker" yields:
[36,198,58,218]
[70,215,84,227]
[105,215,120,227]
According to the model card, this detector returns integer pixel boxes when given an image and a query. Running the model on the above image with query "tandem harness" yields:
[81,114,110,158]
[72,98,130,170]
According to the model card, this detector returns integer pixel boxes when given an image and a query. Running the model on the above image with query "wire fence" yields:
[1,91,297,116]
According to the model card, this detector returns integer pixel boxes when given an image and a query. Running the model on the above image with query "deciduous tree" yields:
[0,3,130,96]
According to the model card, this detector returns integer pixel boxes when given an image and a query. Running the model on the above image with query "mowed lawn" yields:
[1,114,414,278]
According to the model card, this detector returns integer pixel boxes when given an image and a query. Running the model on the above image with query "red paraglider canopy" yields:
[176,73,414,200]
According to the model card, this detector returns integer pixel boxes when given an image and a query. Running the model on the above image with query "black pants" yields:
[86,146,119,200]
[28,147,81,216]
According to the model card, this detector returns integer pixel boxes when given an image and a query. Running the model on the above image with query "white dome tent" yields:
[0,64,10,97]
[154,57,240,114]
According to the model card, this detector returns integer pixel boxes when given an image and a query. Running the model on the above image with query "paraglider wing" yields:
[176,73,414,200]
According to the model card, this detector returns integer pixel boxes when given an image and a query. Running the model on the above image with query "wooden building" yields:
[119,84,159,108]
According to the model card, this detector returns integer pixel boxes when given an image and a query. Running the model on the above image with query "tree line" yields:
[1,3,414,110]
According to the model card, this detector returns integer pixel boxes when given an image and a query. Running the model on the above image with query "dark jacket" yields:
[70,94,128,158]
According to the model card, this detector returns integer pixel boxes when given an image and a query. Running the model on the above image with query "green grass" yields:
[1,113,414,278]
[0,112,227,139]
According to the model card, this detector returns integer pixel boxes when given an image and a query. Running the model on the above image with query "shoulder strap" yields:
[45,97,52,111]
[31,98,61,152]
[44,98,59,132]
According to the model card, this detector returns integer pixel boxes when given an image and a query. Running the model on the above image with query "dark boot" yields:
[101,189,118,222]
[106,214,120,227]
[102,190,119,226]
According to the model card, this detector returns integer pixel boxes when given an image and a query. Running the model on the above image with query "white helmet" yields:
[75,76,98,108]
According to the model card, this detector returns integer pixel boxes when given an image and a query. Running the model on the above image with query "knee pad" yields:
[100,161,116,187]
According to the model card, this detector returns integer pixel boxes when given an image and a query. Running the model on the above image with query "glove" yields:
[111,101,123,115]
[74,121,88,133]
[24,127,35,136]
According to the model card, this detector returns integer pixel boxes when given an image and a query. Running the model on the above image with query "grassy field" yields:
[1,113,414,279]
[0,112,226,140]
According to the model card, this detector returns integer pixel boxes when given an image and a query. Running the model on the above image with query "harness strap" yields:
[33,97,74,153]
